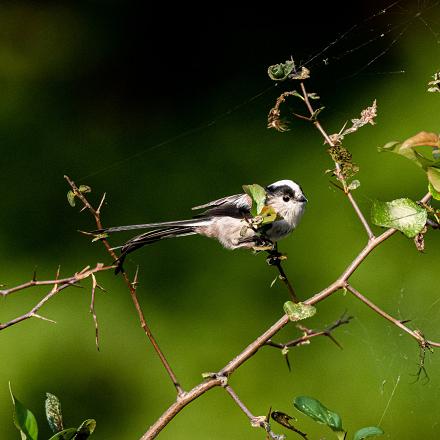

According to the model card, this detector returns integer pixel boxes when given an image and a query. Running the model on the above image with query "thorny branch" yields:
[265,313,352,372]
[141,82,439,437]
[0,264,113,330]
[64,176,184,396]
[224,385,286,440]
[266,249,299,303]
[299,81,375,240]
[266,312,353,351]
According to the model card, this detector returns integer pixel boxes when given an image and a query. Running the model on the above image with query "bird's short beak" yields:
[297,194,307,203]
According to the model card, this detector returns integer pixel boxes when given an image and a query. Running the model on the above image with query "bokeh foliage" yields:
[1,2,440,439]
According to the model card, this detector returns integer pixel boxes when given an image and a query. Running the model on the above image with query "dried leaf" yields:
[67,190,76,207]
[427,71,440,93]
[267,90,302,132]
[414,230,426,252]
[327,144,359,179]
[331,100,377,143]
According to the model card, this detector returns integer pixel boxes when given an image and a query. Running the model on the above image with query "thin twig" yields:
[90,273,100,351]
[267,251,299,302]
[224,385,258,423]
[224,385,285,440]
[346,284,440,348]
[0,264,112,330]
[64,175,184,397]
[266,312,353,350]
[299,81,375,240]
[1,274,90,297]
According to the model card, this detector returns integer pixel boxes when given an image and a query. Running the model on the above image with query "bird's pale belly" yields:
[195,217,293,249]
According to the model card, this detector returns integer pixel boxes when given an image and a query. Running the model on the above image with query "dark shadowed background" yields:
[1,1,440,439]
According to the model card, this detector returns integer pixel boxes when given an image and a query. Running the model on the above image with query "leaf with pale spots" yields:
[67,190,76,207]
[78,185,92,194]
[348,180,361,191]
[371,198,427,238]
[353,426,384,440]
[45,392,64,433]
[284,301,316,321]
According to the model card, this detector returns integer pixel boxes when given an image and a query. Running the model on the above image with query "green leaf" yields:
[48,419,97,440]
[267,60,295,81]
[379,141,421,165]
[429,181,440,200]
[67,191,76,207]
[9,382,39,440]
[75,419,96,439]
[294,396,343,432]
[371,198,427,238]
[378,132,440,169]
[284,301,316,321]
[260,205,278,224]
[353,426,384,440]
[242,184,267,216]
[348,180,361,191]
[78,185,91,194]
[48,428,77,440]
[45,393,64,433]
[427,166,440,193]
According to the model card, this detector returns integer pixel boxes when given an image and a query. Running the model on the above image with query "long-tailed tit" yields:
[100,179,307,272]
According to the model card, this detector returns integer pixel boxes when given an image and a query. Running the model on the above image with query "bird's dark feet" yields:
[266,245,287,266]
[252,236,275,252]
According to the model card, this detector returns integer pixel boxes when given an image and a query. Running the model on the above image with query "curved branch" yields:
[65,176,184,396]
[346,284,440,348]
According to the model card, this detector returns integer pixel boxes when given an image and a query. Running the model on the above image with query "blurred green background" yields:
[1,1,440,439]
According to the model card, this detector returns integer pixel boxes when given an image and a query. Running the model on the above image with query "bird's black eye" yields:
[283,196,290,202]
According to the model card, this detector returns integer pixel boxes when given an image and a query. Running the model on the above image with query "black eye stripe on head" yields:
[267,185,295,197]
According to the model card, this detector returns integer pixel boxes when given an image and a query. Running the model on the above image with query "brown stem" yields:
[299,82,375,240]
[1,275,87,297]
[346,192,375,240]
[346,284,440,348]
[224,385,257,422]
[141,378,223,439]
[269,256,299,302]
[266,312,352,349]
[64,176,184,396]
[0,264,112,330]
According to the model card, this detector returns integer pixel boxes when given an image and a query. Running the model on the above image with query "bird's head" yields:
[265,179,307,228]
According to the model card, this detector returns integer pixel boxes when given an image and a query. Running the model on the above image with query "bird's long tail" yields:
[97,220,209,273]
[115,226,198,273]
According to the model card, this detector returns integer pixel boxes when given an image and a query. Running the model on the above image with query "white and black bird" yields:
[100,180,307,272]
